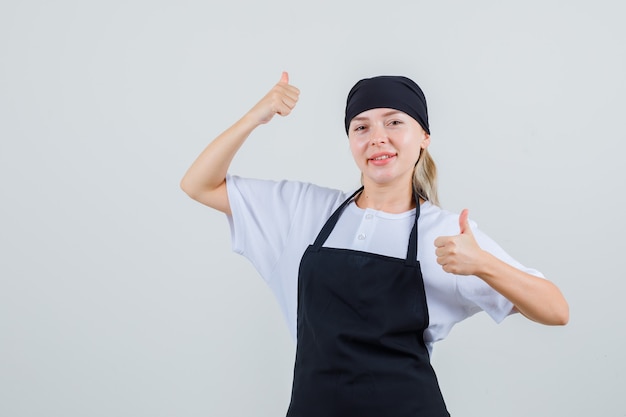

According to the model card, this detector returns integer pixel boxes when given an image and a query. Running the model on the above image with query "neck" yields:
[355,181,418,213]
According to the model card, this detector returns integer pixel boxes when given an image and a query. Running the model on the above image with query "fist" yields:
[434,209,485,275]
[250,71,300,125]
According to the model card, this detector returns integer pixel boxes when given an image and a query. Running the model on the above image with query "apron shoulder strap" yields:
[311,186,421,267]
[311,187,363,251]
[405,197,419,267]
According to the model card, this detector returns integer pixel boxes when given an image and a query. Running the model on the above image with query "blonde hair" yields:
[413,148,439,206]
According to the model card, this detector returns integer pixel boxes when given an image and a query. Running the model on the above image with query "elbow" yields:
[519,301,569,326]
[543,282,570,326]
[179,176,228,213]
[545,301,570,326]
[554,303,570,326]
[179,176,199,200]
[179,176,191,196]
[552,290,570,326]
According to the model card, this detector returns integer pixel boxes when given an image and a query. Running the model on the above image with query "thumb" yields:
[459,209,471,235]
[279,71,289,84]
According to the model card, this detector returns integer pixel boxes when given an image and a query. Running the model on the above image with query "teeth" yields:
[373,155,391,160]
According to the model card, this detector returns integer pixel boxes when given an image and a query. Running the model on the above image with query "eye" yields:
[388,120,403,126]
[353,125,367,132]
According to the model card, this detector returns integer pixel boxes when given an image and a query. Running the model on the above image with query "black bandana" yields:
[344,75,430,135]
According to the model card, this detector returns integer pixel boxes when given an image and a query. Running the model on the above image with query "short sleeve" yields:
[225,175,306,279]
[225,175,347,282]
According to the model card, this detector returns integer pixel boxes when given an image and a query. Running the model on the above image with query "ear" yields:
[420,132,431,149]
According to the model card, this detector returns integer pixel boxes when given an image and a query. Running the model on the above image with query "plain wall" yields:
[1,1,624,416]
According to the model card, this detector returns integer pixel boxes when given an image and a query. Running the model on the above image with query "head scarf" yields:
[344,75,429,135]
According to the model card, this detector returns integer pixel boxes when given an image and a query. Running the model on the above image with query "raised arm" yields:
[180,72,300,214]
[434,209,569,325]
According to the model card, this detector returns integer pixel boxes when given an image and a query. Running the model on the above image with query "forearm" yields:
[476,251,569,325]
[180,113,259,206]
[180,72,299,214]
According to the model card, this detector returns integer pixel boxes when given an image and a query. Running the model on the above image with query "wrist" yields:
[239,111,264,130]
[475,250,498,280]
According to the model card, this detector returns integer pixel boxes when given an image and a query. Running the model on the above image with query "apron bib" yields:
[286,188,449,417]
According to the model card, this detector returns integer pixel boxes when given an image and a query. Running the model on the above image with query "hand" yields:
[246,71,300,125]
[434,209,486,275]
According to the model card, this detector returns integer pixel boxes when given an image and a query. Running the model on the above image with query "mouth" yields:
[368,152,397,164]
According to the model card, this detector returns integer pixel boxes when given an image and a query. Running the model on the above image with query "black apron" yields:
[286,188,449,417]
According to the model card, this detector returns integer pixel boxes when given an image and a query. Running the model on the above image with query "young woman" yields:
[180,72,569,417]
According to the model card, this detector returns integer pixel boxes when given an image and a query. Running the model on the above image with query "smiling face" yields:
[348,108,430,190]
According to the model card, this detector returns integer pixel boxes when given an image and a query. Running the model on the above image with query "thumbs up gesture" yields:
[246,71,301,125]
[434,209,486,275]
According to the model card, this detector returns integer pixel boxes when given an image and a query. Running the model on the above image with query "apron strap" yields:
[405,197,419,267]
[311,186,421,267]
[311,187,363,250]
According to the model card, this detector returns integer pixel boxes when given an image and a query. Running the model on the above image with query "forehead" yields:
[349,108,410,123]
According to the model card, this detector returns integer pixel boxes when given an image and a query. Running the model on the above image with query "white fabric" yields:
[225,174,544,354]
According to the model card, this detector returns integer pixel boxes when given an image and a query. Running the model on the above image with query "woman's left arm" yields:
[434,209,569,325]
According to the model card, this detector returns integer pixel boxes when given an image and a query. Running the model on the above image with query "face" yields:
[348,108,430,188]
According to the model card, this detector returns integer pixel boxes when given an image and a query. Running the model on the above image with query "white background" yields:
[1,1,624,416]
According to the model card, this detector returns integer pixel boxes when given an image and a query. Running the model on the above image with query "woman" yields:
[180,72,569,416]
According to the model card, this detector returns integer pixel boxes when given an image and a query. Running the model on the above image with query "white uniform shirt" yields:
[225,175,544,354]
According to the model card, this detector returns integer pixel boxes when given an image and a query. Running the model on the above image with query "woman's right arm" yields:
[180,72,300,215]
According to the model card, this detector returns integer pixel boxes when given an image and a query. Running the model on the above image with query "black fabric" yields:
[286,189,449,417]
[344,75,430,135]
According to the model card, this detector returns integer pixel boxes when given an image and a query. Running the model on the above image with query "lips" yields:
[367,152,397,165]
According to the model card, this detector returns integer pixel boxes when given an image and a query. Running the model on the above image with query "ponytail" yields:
[413,148,439,206]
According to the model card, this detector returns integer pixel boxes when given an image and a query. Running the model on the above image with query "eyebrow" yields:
[350,110,404,123]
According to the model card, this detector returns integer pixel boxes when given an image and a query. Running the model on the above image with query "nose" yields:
[369,124,387,145]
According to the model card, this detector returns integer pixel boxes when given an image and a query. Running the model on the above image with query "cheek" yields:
[348,139,366,158]
[406,139,422,161]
